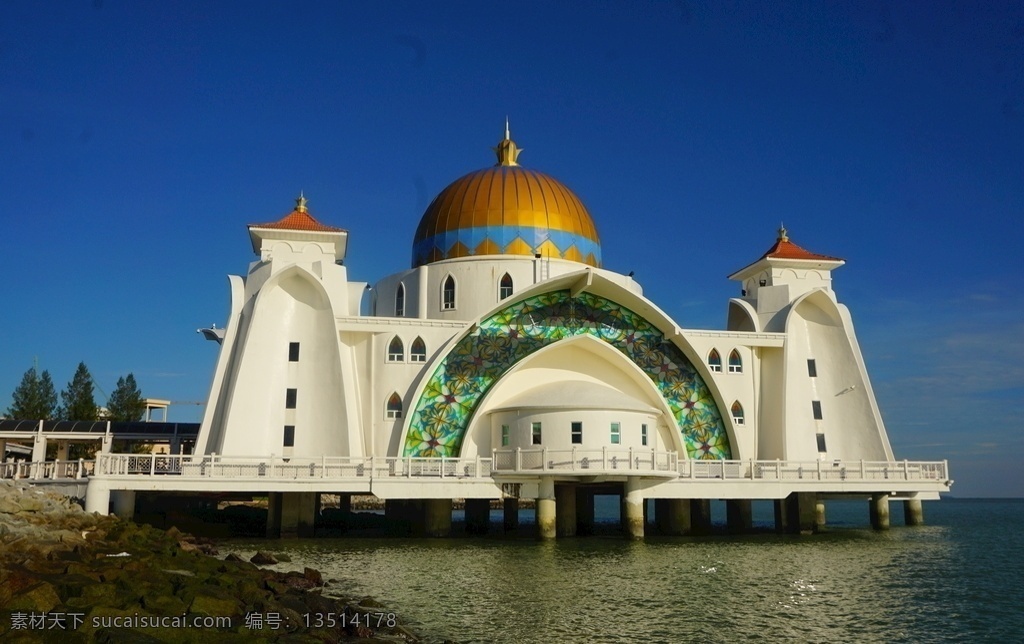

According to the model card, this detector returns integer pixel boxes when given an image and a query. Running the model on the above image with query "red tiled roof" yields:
[761,237,842,262]
[250,201,345,233]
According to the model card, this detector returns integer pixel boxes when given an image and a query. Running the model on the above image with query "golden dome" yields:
[411,128,602,268]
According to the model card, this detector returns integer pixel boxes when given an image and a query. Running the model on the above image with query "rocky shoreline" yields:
[0,480,435,642]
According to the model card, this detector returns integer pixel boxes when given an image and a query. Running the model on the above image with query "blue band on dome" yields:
[412,226,603,265]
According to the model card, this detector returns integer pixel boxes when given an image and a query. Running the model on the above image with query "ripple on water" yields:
[217,501,1024,643]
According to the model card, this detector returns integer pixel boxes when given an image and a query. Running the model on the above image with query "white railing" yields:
[0,459,94,481]
[491,451,948,483]
[491,448,679,474]
[3,454,949,486]
[93,453,493,480]
[678,459,949,483]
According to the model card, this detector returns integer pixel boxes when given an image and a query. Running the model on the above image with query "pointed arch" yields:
[386,392,403,419]
[402,289,730,459]
[708,349,722,372]
[387,336,404,362]
[731,400,745,425]
[499,273,514,300]
[728,349,743,373]
[410,336,427,362]
[395,283,405,317]
[441,274,456,310]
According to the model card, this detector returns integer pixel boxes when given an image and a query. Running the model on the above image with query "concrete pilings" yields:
[464,498,491,535]
[622,478,645,540]
[503,498,519,533]
[267,492,318,538]
[815,501,826,529]
[111,490,136,520]
[555,485,577,537]
[336,493,352,515]
[575,488,594,536]
[654,498,690,535]
[870,493,890,530]
[787,492,817,534]
[690,499,712,535]
[903,498,924,526]
[726,499,752,533]
[536,477,556,540]
[422,499,452,537]
[84,478,110,514]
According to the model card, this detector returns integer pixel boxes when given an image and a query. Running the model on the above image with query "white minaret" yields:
[195,195,366,459]
[726,228,894,462]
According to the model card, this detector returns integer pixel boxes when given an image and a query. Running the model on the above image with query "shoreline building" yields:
[198,129,893,467]
[77,127,950,538]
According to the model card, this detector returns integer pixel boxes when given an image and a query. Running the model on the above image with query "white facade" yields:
[195,140,899,478]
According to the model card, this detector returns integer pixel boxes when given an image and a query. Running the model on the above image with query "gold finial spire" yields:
[777,222,788,242]
[493,119,522,166]
[295,192,308,213]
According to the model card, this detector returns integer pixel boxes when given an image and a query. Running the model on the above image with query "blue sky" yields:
[2,2,1021,497]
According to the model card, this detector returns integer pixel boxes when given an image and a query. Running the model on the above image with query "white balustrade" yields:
[0,453,949,486]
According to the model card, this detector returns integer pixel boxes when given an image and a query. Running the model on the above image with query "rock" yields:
[189,590,242,618]
[0,484,428,641]
[17,494,46,513]
[273,552,291,562]
[303,566,324,586]
[282,572,318,591]
[4,580,62,612]
[250,551,278,565]
[140,592,189,616]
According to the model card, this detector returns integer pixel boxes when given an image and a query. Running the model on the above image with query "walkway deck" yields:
[2,449,951,504]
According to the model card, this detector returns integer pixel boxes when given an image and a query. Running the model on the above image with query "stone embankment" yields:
[0,480,433,642]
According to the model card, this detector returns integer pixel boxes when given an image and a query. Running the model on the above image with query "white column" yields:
[536,476,556,539]
[85,478,111,515]
[623,477,644,539]
[111,490,136,519]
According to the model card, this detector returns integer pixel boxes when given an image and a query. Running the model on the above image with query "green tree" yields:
[106,373,145,422]
[60,362,99,421]
[6,367,58,420]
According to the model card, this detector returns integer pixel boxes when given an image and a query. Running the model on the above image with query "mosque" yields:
[176,125,947,538]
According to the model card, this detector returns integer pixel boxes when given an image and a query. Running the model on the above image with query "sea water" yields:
[223,499,1024,643]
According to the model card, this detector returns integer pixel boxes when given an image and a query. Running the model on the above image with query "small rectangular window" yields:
[812,400,822,420]
[571,421,583,444]
[501,424,509,447]
[816,433,827,453]
[807,359,817,377]
[286,388,297,409]
[641,424,648,446]
[289,342,300,362]
[532,422,542,445]
[610,422,621,445]
[283,425,295,447]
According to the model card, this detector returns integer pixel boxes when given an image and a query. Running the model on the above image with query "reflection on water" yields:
[221,500,1024,643]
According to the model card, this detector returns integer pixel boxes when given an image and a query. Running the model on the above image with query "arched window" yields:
[395,283,405,317]
[388,336,404,362]
[708,349,722,373]
[499,273,514,300]
[729,349,743,373]
[386,393,403,419]
[410,337,426,362]
[442,275,456,310]
[731,401,745,425]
